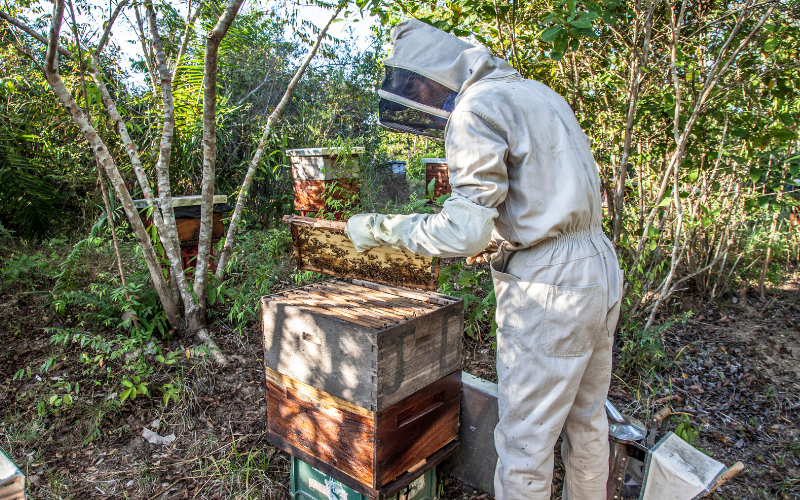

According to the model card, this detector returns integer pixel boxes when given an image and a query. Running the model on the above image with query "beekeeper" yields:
[345,19,622,500]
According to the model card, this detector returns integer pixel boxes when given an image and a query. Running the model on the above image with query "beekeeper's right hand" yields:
[466,241,499,265]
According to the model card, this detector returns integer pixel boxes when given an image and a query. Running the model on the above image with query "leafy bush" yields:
[215,226,294,333]
[438,262,497,345]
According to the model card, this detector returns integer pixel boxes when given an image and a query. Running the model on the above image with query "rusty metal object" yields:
[606,441,630,500]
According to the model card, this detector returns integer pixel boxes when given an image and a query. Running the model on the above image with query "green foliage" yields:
[213,226,293,334]
[674,414,701,446]
[438,262,497,343]
[120,375,149,403]
[617,314,688,377]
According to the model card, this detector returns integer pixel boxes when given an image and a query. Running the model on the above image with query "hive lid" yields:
[283,215,440,291]
[420,158,447,164]
[286,147,365,157]
[132,195,227,209]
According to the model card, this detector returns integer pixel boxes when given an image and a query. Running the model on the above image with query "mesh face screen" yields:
[380,66,458,113]
[379,98,448,140]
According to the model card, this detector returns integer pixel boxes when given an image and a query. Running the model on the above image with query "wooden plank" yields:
[275,295,388,329]
[376,304,463,409]
[378,441,459,499]
[175,212,224,244]
[349,279,458,306]
[283,216,439,290]
[266,376,375,486]
[323,282,439,312]
[271,433,382,499]
[264,369,461,494]
[265,366,373,419]
[310,283,429,317]
[261,297,379,409]
[266,296,380,329]
[302,287,411,322]
[375,372,461,487]
[293,179,360,211]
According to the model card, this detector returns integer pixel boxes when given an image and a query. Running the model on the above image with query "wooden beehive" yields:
[283,215,439,291]
[288,147,363,212]
[266,368,461,495]
[422,158,451,198]
[262,278,462,410]
[265,212,462,494]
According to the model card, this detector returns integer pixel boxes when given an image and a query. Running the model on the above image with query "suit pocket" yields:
[541,282,603,357]
[490,251,521,333]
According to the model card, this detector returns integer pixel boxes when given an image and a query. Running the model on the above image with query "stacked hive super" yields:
[262,215,463,499]
[288,147,363,217]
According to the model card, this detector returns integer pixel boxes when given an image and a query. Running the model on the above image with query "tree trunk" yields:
[214,5,343,279]
[41,0,180,328]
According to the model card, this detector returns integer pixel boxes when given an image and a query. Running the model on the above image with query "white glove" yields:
[345,214,380,253]
[346,213,414,254]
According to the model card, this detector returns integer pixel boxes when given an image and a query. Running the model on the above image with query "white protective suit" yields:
[346,19,622,500]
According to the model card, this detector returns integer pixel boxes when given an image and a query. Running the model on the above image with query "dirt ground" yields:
[2,272,799,499]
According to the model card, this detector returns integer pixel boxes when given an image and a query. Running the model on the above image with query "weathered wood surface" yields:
[289,153,361,181]
[292,179,360,211]
[423,160,451,198]
[375,371,461,486]
[283,215,439,290]
[266,368,375,486]
[175,212,224,244]
[262,295,379,409]
[264,369,460,492]
[376,303,462,409]
[262,279,462,411]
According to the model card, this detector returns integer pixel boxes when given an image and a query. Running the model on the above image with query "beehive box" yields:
[269,369,460,494]
[291,454,438,500]
[262,278,462,410]
[266,213,462,492]
[288,147,364,212]
[283,215,439,290]
[133,195,232,245]
[422,159,451,198]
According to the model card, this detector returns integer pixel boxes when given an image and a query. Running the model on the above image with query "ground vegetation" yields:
[0,0,799,498]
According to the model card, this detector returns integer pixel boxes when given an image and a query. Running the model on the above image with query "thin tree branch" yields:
[145,0,182,261]
[133,5,158,94]
[96,0,129,55]
[215,5,343,280]
[44,0,66,74]
[40,0,180,327]
[0,9,73,58]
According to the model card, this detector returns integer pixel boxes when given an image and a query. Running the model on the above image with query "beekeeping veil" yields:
[378,19,517,140]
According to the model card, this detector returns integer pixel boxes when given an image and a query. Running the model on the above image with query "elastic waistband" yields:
[523,226,606,253]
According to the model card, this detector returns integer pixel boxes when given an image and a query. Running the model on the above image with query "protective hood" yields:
[378,19,518,140]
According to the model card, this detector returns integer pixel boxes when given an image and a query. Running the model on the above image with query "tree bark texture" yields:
[41,0,181,328]
[214,5,343,280]
[634,0,774,257]
[194,0,246,309]
[145,0,183,264]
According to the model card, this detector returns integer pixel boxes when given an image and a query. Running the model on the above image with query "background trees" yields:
[1,0,798,339]
[360,0,799,323]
